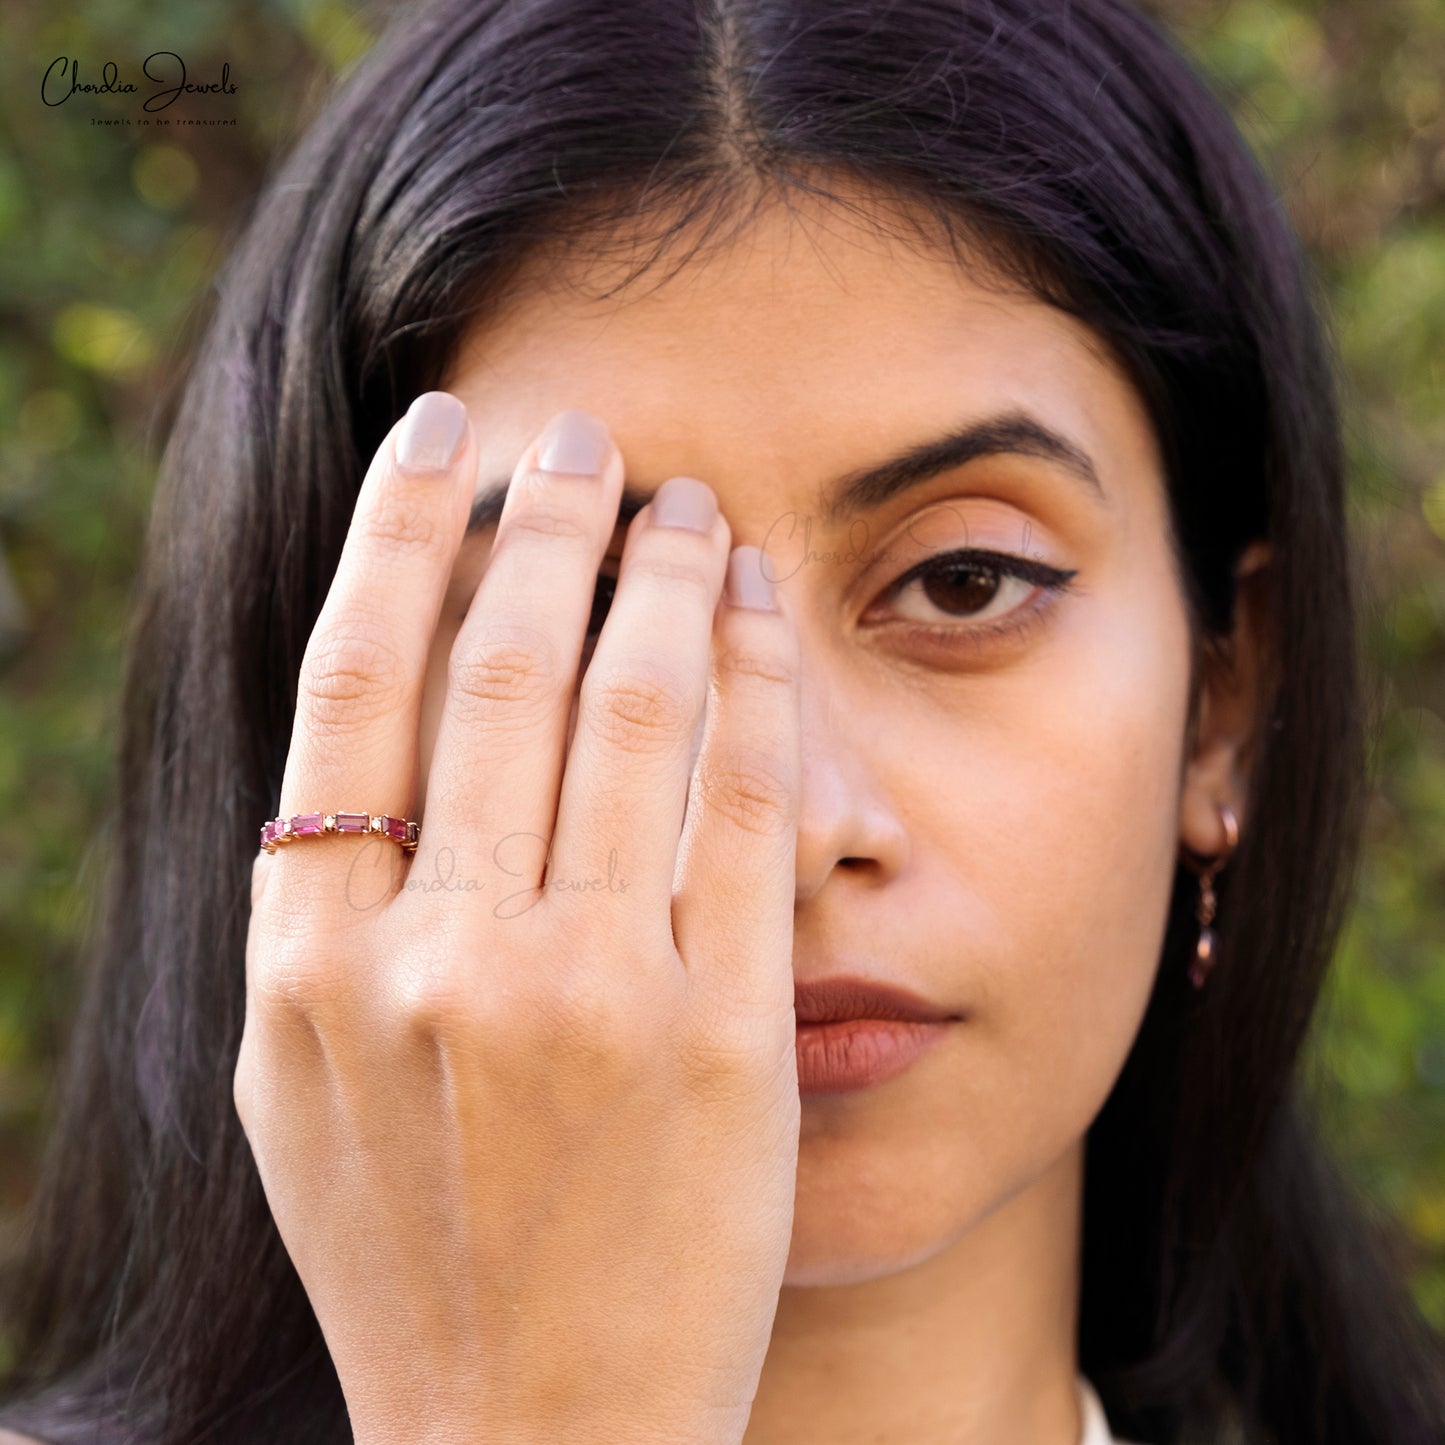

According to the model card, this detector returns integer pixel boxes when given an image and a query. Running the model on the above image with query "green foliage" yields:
[0,0,375,1247]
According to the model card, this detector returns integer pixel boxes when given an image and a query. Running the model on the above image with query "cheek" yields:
[897,576,1192,1174]
[1019,618,1188,1013]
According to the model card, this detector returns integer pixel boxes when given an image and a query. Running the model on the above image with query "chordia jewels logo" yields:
[41,51,238,125]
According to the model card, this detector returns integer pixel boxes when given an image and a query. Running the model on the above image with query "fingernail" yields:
[650,476,717,534]
[538,409,612,475]
[724,545,776,611]
[397,392,468,473]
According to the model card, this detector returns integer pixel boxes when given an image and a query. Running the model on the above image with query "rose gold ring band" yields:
[260,811,420,854]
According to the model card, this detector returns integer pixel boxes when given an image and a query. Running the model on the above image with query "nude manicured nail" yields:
[537,409,612,475]
[724,545,777,611]
[650,476,718,533]
[397,392,468,473]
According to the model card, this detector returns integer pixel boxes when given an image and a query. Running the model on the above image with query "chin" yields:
[780,1204,959,1287]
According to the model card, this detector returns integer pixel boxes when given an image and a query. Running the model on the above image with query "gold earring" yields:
[1189,802,1239,990]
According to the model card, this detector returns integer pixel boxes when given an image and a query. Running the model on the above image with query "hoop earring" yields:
[1189,802,1239,990]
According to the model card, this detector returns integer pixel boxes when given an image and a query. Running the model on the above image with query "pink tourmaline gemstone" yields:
[292,812,325,835]
[335,811,369,832]
[265,819,283,844]
[406,821,419,846]
[384,816,408,842]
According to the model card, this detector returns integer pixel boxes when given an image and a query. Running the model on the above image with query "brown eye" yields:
[873,547,1079,645]
[912,559,1004,618]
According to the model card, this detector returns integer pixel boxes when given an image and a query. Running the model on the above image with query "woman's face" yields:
[412,191,1242,1288]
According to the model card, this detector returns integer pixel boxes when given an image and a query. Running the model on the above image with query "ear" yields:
[1179,540,1274,863]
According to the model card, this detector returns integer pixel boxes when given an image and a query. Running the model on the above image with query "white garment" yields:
[1077,1373,1149,1445]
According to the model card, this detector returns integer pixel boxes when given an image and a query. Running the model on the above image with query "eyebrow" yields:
[465,406,1107,538]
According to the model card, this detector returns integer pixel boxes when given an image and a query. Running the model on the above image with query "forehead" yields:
[442,185,1162,506]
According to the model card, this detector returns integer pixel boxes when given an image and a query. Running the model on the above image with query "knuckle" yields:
[447,623,561,717]
[627,552,714,599]
[396,964,484,1042]
[714,637,797,691]
[546,981,635,1055]
[393,943,651,1074]
[678,1008,783,1099]
[232,1048,253,1129]
[387,926,486,1033]
[361,483,449,558]
[682,1034,756,1096]
[582,662,695,755]
[541,970,655,1070]
[248,943,349,1019]
[499,497,592,545]
[250,851,273,912]
[694,747,796,837]
[300,621,411,732]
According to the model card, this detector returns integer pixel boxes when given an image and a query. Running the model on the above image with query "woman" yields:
[2,0,1442,1441]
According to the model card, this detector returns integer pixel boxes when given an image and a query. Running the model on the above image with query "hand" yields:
[235,395,802,1445]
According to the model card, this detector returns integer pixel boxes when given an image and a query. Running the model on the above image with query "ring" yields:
[260,811,420,854]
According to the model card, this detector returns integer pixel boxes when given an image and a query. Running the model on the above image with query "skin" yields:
[392,183,1269,1445]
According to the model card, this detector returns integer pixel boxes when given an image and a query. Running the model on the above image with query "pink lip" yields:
[792,974,963,1095]
[795,1019,952,1093]
[792,974,962,1025]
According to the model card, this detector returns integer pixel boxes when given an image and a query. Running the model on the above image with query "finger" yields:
[670,546,801,1015]
[544,477,732,931]
[264,391,475,928]
[251,849,273,913]
[403,408,624,919]
[244,850,275,1003]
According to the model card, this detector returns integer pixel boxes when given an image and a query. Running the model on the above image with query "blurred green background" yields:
[1,0,1443,1335]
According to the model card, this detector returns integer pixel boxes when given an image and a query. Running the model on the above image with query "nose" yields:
[791,651,910,903]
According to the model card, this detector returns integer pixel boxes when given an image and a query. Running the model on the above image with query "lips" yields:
[792,974,962,1025]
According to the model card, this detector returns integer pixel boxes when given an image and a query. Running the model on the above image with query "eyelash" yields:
[871,546,1079,652]
[579,547,1077,653]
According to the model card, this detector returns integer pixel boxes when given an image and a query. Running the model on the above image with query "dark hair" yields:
[3,0,1443,1441]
